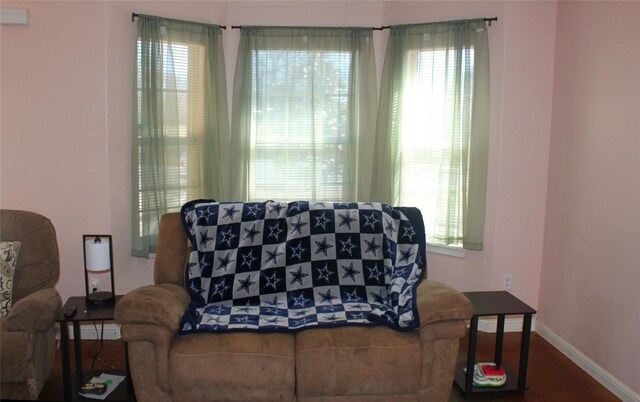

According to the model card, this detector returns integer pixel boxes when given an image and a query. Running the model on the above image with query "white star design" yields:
[267,223,284,240]
[291,294,309,308]
[401,225,416,240]
[289,242,307,261]
[245,203,262,218]
[263,272,282,290]
[315,264,334,283]
[240,249,257,268]
[363,212,380,230]
[219,229,237,247]
[314,212,331,230]
[339,236,358,256]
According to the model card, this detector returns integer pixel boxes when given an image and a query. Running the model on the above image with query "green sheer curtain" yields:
[132,15,229,257]
[229,27,377,202]
[372,19,490,250]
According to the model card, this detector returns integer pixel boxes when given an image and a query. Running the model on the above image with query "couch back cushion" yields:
[154,213,188,286]
[0,210,59,304]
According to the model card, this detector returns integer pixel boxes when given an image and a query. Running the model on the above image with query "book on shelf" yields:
[479,362,506,378]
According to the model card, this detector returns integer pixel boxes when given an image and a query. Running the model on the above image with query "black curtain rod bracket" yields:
[484,17,498,26]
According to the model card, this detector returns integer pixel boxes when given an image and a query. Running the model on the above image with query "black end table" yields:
[454,291,537,398]
[56,295,134,401]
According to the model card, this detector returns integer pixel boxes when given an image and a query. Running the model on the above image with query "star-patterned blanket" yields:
[179,200,426,334]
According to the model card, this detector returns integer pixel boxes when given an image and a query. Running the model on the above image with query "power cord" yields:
[89,320,115,371]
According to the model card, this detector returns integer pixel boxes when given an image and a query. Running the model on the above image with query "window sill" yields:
[426,243,467,258]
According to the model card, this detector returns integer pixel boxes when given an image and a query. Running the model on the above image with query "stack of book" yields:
[470,362,507,387]
[78,373,126,400]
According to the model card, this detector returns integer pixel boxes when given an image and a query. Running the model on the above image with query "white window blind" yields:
[247,49,353,202]
[135,39,209,238]
[136,41,205,233]
[396,47,475,247]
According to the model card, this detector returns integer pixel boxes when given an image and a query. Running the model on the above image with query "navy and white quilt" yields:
[179,200,426,334]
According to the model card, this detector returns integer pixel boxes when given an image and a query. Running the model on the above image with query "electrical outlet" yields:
[503,274,512,289]
[90,278,100,293]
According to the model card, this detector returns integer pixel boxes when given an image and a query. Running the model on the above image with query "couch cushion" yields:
[296,326,422,398]
[0,241,21,316]
[170,332,295,401]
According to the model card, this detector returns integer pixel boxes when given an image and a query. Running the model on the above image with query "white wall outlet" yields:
[90,278,100,293]
[503,274,512,289]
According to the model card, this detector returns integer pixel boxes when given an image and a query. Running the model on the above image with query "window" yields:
[248,49,352,201]
[396,47,475,247]
[230,27,377,203]
[135,41,205,233]
[132,15,228,257]
[373,20,490,250]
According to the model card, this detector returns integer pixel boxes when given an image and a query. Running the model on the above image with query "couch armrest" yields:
[114,283,190,333]
[417,280,472,327]
[2,288,61,333]
[114,283,189,402]
[414,281,471,402]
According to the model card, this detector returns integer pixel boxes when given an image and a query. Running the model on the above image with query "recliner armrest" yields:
[416,280,472,327]
[114,283,190,333]
[2,287,61,333]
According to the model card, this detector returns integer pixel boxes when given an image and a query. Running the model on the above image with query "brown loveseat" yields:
[0,209,63,400]
[114,212,472,402]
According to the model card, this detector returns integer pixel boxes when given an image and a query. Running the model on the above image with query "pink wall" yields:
[539,1,640,395]
[1,2,111,298]
[1,0,556,310]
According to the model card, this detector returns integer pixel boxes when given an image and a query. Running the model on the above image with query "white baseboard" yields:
[536,322,640,402]
[58,322,121,340]
[476,316,536,333]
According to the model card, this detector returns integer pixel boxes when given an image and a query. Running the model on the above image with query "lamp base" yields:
[86,291,115,306]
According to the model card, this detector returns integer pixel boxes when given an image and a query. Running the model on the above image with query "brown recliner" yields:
[0,209,63,400]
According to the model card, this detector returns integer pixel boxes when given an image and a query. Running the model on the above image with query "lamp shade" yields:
[84,238,111,271]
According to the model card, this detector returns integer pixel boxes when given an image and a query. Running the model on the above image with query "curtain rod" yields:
[131,13,226,29]
[379,17,498,30]
[230,25,387,30]
[231,17,497,30]
[131,13,497,30]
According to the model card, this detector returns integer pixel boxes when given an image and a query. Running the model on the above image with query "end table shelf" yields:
[455,291,536,398]
[56,296,134,401]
